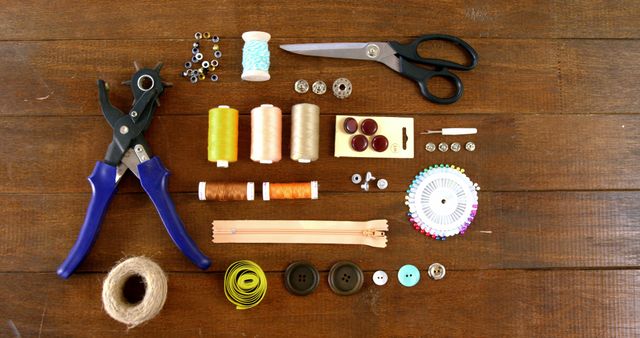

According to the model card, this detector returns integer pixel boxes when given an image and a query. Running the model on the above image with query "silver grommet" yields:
[190,76,198,84]
[195,53,203,61]
[294,79,309,93]
[191,55,198,63]
[425,142,436,152]
[465,141,476,152]
[351,174,362,184]
[192,47,200,55]
[211,36,220,43]
[427,263,446,280]
[211,60,219,67]
[450,142,461,152]
[376,179,388,190]
[202,61,210,69]
[194,32,202,40]
[312,80,327,95]
[184,61,192,69]
[210,74,219,82]
[438,142,449,152]
[214,50,222,58]
[332,78,352,99]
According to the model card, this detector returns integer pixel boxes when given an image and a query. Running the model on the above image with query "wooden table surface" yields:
[2,1,640,337]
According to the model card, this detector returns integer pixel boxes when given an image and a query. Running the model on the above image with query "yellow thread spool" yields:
[208,105,239,168]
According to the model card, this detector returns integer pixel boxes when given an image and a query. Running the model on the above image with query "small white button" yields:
[372,270,388,286]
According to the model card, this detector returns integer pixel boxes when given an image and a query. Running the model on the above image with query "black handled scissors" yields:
[281,34,478,104]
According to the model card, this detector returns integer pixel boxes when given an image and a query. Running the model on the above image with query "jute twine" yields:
[102,257,167,328]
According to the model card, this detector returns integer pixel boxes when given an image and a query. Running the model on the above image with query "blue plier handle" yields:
[57,63,211,279]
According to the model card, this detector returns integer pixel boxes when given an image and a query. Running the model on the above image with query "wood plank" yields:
[2,39,639,117]
[1,1,639,40]
[1,270,638,337]
[2,191,638,272]
[0,114,638,194]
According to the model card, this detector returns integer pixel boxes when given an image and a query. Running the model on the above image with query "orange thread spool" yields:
[198,182,255,201]
[262,181,318,200]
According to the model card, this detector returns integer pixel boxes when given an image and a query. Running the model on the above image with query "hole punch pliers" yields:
[57,62,211,279]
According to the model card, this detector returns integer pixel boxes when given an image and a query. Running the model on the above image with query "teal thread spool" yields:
[241,31,271,82]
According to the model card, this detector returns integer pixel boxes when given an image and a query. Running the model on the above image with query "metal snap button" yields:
[398,264,420,287]
[425,142,436,152]
[284,261,320,296]
[438,142,449,152]
[328,261,364,295]
[427,263,446,280]
[372,270,388,286]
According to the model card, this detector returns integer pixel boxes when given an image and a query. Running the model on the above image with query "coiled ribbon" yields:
[223,260,267,310]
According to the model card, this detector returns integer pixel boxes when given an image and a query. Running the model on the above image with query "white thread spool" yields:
[250,104,282,164]
[290,103,320,163]
[102,257,168,328]
[241,31,271,82]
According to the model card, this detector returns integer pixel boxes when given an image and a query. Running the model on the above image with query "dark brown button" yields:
[351,135,368,152]
[360,118,378,135]
[284,261,319,296]
[328,261,363,296]
[371,135,389,152]
[343,117,358,134]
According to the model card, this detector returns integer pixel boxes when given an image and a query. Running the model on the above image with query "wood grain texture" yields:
[0,114,638,193]
[1,1,639,40]
[1,1,639,336]
[1,271,638,337]
[2,39,640,116]
[1,192,638,273]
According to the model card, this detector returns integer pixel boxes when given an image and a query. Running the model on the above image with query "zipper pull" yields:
[363,230,386,237]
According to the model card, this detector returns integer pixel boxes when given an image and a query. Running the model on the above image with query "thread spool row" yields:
[199,181,318,201]
[207,103,320,167]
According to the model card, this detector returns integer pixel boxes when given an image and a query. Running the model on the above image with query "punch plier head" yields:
[57,62,211,279]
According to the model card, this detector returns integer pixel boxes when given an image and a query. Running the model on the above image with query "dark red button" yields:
[360,119,378,135]
[371,135,388,152]
[351,135,368,152]
[343,117,358,134]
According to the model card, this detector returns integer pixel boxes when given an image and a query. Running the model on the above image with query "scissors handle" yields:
[388,34,478,70]
[397,58,463,104]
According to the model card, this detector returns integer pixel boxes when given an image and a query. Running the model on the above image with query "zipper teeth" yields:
[213,229,386,236]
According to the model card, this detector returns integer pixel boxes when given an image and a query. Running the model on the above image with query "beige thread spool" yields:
[290,103,320,163]
[250,104,282,164]
[102,257,167,328]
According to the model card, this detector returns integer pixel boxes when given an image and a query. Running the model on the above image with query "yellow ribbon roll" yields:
[223,260,267,310]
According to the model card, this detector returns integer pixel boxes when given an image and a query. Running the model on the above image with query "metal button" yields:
[376,179,388,190]
[398,264,420,287]
[372,270,388,286]
[284,261,320,296]
[425,142,436,152]
[465,141,476,152]
[312,80,327,95]
[351,173,362,184]
[438,142,449,152]
[427,263,446,280]
[328,261,364,295]
[450,142,461,152]
[294,79,309,93]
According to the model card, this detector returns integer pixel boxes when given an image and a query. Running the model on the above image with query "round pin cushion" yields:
[406,164,479,240]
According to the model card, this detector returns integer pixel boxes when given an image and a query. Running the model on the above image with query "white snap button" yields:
[372,270,388,286]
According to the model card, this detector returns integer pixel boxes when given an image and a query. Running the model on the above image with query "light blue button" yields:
[398,264,421,287]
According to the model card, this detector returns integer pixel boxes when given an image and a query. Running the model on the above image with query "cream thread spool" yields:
[241,31,271,82]
[250,104,282,164]
[290,103,320,163]
[101,257,167,328]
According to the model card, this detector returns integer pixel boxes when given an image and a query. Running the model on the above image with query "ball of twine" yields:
[102,257,167,328]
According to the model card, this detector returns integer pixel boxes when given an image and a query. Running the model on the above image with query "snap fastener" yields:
[450,142,461,152]
[284,261,320,296]
[351,173,362,184]
[372,270,388,286]
[425,142,436,152]
[438,142,449,152]
[427,263,446,280]
[398,264,420,287]
[465,141,476,152]
[328,261,363,295]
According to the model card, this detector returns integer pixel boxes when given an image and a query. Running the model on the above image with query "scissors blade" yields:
[280,42,401,71]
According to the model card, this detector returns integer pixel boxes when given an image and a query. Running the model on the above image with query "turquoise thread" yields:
[242,40,270,72]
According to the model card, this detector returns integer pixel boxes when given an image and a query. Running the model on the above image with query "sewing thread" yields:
[198,182,255,201]
[251,104,282,164]
[208,105,239,168]
[262,181,319,200]
[223,260,268,310]
[241,31,271,82]
[101,257,167,328]
[290,103,320,163]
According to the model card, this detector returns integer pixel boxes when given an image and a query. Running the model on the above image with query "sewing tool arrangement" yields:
[58,29,481,327]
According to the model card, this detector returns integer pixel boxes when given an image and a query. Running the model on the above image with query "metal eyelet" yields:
[214,50,222,58]
[192,47,200,55]
[184,61,192,69]
[202,61,210,69]
[210,74,219,82]
[211,60,219,67]
[194,32,202,40]
[427,263,446,280]
[190,76,198,83]
[332,78,352,99]
[203,32,211,39]
[212,36,220,43]
[191,55,198,63]
[195,53,203,61]
[351,174,362,184]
